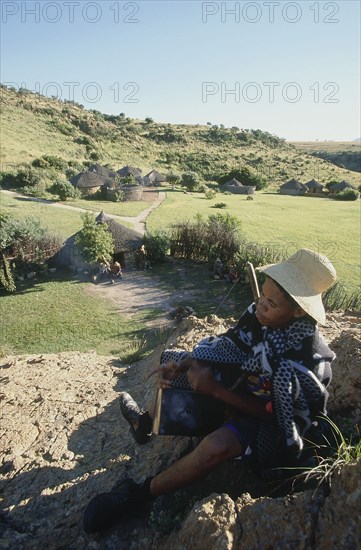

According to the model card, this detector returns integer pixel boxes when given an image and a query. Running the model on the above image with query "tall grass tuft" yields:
[323,282,361,312]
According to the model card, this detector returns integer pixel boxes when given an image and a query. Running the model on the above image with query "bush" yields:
[170,213,241,264]
[205,189,216,199]
[50,180,80,201]
[143,231,170,264]
[334,189,359,201]
[114,189,125,202]
[39,155,68,172]
[0,214,63,291]
[0,169,42,189]
[181,171,201,191]
[213,202,227,209]
[75,212,115,264]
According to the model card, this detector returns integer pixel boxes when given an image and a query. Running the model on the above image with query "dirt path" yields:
[0,188,166,235]
[85,262,201,331]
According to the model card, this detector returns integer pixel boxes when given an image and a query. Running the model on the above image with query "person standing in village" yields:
[83,248,337,535]
[110,261,123,284]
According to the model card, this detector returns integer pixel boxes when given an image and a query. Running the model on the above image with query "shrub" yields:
[1,169,42,189]
[181,171,201,192]
[213,202,227,209]
[114,189,125,202]
[169,213,241,264]
[334,189,359,201]
[0,214,63,291]
[41,155,68,171]
[205,189,216,199]
[75,212,115,264]
[17,170,42,188]
[50,180,80,201]
[166,171,181,185]
[143,231,170,264]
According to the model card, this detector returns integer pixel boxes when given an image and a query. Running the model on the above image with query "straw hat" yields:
[257,248,337,324]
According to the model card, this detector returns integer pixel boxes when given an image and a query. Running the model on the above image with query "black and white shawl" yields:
[160,303,335,472]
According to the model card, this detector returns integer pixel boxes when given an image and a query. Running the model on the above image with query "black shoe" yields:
[83,478,148,534]
[119,392,152,444]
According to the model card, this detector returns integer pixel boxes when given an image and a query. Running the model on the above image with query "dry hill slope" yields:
[1,86,360,188]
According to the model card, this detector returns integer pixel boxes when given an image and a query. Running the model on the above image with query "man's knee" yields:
[196,429,242,467]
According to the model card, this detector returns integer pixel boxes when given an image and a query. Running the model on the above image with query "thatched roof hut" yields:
[279,178,308,195]
[328,180,355,194]
[117,165,144,185]
[221,178,256,195]
[96,211,143,255]
[144,170,167,185]
[88,164,116,179]
[70,171,107,196]
[305,179,324,194]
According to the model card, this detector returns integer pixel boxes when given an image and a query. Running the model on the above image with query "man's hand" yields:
[148,358,192,389]
[187,362,220,396]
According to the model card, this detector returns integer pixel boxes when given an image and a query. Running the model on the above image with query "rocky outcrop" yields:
[0,312,360,549]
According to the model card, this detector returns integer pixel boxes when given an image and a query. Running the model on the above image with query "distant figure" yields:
[98,258,111,282]
[110,261,122,283]
[224,264,238,283]
[212,257,224,280]
[136,245,150,270]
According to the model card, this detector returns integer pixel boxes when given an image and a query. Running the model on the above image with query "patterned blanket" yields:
[161,304,336,475]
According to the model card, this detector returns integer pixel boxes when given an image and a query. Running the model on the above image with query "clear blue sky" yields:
[1,0,360,140]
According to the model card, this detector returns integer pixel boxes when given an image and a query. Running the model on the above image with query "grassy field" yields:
[0,272,166,357]
[1,162,359,358]
[147,191,361,290]
[0,191,144,236]
[0,191,84,238]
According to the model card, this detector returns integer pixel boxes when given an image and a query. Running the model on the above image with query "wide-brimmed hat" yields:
[257,248,337,324]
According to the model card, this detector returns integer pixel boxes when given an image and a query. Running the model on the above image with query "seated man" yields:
[83,248,337,534]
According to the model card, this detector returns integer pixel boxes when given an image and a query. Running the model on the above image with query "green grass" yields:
[147,191,361,290]
[0,191,83,238]
[0,191,138,236]
[0,272,161,357]
[60,197,151,217]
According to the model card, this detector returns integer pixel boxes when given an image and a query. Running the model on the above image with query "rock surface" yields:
[0,312,360,549]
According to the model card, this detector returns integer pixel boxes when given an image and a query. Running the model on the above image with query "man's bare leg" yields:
[150,426,244,497]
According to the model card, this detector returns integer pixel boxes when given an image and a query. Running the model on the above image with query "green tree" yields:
[217,167,267,190]
[50,180,80,201]
[181,171,201,191]
[75,213,115,264]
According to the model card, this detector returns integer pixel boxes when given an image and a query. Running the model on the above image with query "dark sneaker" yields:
[83,478,147,534]
[119,392,152,445]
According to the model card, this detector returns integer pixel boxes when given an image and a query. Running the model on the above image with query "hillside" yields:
[290,141,361,173]
[1,86,360,188]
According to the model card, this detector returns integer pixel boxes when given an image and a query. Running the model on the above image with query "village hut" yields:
[117,165,144,185]
[70,171,109,196]
[96,211,143,268]
[328,180,355,195]
[53,211,144,271]
[144,170,167,186]
[87,164,116,179]
[279,178,308,196]
[221,178,256,195]
[305,179,324,195]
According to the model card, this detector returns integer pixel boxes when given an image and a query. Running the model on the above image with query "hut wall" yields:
[280,189,306,196]
[122,186,143,201]
[223,185,256,195]
[79,186,101,197]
